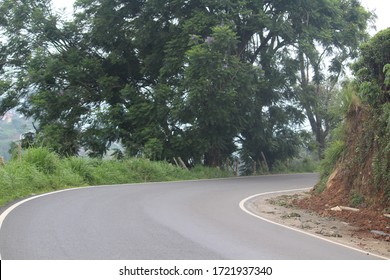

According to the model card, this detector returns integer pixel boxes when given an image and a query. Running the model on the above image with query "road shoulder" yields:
[245,190,390,259]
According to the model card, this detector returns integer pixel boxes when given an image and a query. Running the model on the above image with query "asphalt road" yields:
[0,174,381,259]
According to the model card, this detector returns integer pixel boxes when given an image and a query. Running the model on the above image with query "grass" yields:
[270,157,319,174]
[0,147,232,207]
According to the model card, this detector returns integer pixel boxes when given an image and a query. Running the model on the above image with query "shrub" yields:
[350,192,364,207]
[22,147,60,174]
[64,157,98,184]
[0,161,51,205]
[321,140,346,177]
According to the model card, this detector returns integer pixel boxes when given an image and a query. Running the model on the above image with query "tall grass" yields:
[0,148,232,207]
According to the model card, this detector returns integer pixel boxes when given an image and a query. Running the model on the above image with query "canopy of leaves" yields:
[0,0,372,171]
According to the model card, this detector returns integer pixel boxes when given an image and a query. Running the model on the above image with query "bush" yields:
[64,157,98,184]
[22,147,60,174]
[321,140,346,177]
[350,192,364,207]
[339,83,361,115]
[0,161,51,205]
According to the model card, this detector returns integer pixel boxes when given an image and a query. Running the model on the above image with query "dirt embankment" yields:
[247,189,390,259]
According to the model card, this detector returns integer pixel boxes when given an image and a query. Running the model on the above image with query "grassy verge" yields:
[270,157,319,174]
[0,147,231,207]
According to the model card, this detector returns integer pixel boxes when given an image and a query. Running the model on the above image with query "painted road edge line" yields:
[239,188,389,260]
[0,176,253,259]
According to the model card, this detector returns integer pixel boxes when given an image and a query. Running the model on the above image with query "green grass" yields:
[0,147,232,207]
[321,140,346,177]
[271,157,319,174]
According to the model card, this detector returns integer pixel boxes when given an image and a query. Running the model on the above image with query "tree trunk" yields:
[205,146,221,167]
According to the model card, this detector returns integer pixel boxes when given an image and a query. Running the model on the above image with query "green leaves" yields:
[183,25,253,166]
[353,28,390,105]
[286,0,373,158]
[0,0,374,170]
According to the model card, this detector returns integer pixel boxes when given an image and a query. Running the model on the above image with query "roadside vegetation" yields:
[315,28,390,210]
[0,146,319,208]
[0,147,231,207]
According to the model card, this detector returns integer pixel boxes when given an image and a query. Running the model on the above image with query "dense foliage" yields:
[0,0,372,171]
[353,28,390,105]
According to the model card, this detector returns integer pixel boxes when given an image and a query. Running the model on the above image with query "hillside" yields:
[324,104,390,210]
[297,103,390,237]
[296,29,390,238]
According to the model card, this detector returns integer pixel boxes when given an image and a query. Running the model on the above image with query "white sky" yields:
[360,0,390,33]
[52,0,73,10]
[52,0,389,34]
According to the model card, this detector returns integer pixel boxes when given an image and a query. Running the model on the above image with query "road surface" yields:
[0,174,381,259]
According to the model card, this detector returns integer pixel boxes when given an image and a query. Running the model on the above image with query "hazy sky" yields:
[359,0,390,33]
[52,0,389,34]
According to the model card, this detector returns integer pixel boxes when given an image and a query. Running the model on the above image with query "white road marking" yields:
[239,188,388,260]
[1,178,387,260]
[0,179,220,259]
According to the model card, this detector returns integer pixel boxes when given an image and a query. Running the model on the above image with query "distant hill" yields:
[0,112,33,161]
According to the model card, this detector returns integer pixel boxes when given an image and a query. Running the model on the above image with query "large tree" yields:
[289,0,372,158]
[181,25,257,166]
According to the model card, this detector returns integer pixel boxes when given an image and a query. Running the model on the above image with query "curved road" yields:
[0,174,381,259]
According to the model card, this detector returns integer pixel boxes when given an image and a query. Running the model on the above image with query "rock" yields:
[301,223,312,229]
[339,206,360,212]
[281,212,301,219]
[384,214,390,218]
[330,206,359,212]
[289,212,301,218]
[328,231,342,238]
[315,229,342,238]
[370,230,390,237]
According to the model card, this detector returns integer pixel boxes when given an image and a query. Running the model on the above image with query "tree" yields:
[284,0,372,158]
[0,0,90,155]
[181,26,254,166]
